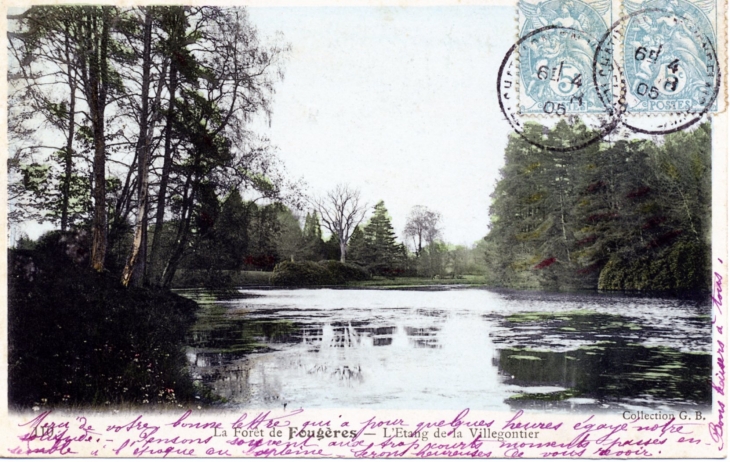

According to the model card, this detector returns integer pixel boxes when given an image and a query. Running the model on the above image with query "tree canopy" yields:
[8,6,297,286]
[486,121,711,292]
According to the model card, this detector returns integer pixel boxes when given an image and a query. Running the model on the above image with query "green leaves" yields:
[487,122,711,292]
[352,201,405,275]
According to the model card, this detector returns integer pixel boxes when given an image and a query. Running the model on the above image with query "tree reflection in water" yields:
[181,288,711,410]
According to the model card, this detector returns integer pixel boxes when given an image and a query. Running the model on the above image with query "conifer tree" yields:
[303,211,325,260]
[362,201,402,274]
[347,226,368,265]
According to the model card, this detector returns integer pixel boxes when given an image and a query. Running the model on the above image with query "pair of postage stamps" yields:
[499,0,724,151]
[513,0,722,122]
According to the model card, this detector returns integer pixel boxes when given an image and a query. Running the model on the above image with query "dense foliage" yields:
[317,260,372,283]
[270,260,370,286]
[349,201,408,276]
[8,232,201,408]
[486,121,711,292]
[8,6,296,286]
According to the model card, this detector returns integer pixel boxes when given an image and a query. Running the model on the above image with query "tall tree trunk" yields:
[61,26,76,232]
[87,9,111,272]
[160,146,203,288]
[149,7,186,285]
[122,9,153,287]
[149,58,179,286]
[160,176,196,288]
[559,192,571,263]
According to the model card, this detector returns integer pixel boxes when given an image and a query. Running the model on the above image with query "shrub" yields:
[270,260,370,286]
[317,260,370,283]
[8,234,200,408]
[270,261,336,286]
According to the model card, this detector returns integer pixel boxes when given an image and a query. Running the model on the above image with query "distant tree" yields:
[245,203,283,270]
[417,240,447,278]
[302,211,325,261]
[276,208,307,262]
[211,190,249,269]
[322,235,341,261]
[313,185,368,263]
[467,237,490,276]
[360,201,403,274]
[404,206,441,257]
[347,226,368,265]
[448,245,469,278]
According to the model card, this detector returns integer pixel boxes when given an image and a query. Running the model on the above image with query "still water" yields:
[181,288,711,411]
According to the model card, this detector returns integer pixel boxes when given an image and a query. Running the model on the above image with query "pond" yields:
[181,287,711,412]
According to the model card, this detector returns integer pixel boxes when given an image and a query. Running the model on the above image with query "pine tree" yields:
[302,211,325,261]
[322,234,341,261]
[362,201,402,275]
[347,226,368,265]
[487,124,549,288]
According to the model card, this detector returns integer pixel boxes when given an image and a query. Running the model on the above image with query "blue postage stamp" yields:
[623,0,719,113]
[517,0,612,114]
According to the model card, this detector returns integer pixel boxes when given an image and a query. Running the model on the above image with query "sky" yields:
[246,6,516,245]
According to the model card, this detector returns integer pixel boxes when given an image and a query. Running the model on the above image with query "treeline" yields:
[175,194,489,285]
[485,121,711,292]
[8,6,295,288]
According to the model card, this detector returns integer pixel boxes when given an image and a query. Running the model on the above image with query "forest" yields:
[485,121,712,293]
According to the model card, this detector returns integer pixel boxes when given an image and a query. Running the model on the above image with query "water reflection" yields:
[180,288,711,411]
[496,344,711,410]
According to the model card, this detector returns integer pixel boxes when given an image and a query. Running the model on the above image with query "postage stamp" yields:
[622,0,721,114]
[1,0,729,459]
[517,0,613,114]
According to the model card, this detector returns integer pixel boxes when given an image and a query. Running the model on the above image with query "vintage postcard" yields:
[1,0,728,458]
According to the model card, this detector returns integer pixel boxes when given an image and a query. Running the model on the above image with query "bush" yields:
[270,261,336,286]
[8,233,201,408]
[317,260,370,283]
[270,260,370,286]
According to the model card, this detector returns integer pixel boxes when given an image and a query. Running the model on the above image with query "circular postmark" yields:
[498,5,720,150]
[594,7,721,134]
[498,25,619,151]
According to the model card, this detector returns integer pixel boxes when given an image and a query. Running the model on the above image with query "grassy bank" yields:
[8,241,209,409]
[172,268,491,289]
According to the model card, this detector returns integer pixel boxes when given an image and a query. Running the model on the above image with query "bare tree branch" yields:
[312,184,367,263]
